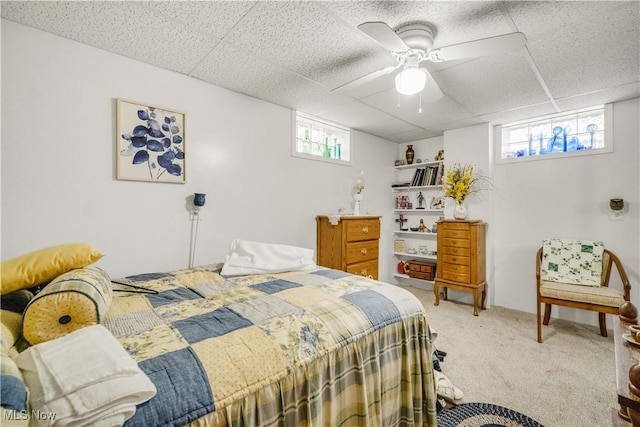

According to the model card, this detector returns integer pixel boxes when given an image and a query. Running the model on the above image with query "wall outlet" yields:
[609,211,624,221]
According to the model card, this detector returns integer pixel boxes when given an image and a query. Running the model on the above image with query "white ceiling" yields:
[2,1,639,143]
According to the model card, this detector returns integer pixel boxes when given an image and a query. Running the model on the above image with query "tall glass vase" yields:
[454,200,467,220]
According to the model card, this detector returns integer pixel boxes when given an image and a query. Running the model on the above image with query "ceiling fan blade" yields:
[358,22,409,53]
[332,64,400,93]
[420,68,445,103]
[428,32,526,62]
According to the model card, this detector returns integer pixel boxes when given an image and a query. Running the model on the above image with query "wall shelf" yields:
[393,230,437,237]
[393,252,437,261]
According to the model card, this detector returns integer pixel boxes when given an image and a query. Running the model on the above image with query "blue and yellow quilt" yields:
[104,264,437,426]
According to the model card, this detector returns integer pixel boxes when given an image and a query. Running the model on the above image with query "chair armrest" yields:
[607,250,632,300]
[535,247,543,288]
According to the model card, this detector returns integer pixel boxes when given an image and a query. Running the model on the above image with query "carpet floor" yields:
[401,285,617,427]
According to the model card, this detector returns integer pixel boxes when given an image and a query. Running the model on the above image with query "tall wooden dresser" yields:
[434,219,487,316]
[316,215,381,279]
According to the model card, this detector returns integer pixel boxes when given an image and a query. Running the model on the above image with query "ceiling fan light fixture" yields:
[395,66,426,95]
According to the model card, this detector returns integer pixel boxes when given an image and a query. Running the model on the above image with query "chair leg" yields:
[599,313,608,337]
[537,299,542,343]
[543,304,552,325]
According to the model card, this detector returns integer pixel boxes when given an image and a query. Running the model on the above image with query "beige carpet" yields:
[400,285,618,427]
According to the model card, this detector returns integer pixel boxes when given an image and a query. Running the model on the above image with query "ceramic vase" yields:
[405,145,415,164]
[454,200,467,220]
[353,193,363,215]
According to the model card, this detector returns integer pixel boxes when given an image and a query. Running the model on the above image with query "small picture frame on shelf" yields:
[430,197,444,210]
[394,240,405,253]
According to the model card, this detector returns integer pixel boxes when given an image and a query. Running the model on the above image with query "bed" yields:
[1,243,438,426]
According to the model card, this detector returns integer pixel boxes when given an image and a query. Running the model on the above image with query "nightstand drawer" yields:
[345,220,380,242]
[346,259,378,279]
[345,240,378,264]
[442,254,470,266]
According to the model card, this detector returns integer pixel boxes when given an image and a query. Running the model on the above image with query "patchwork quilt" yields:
[103,264,437,426]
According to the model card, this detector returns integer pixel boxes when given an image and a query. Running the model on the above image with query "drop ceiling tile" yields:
[555,82,640,112]
[137,1,258,39]
[321,1,512,48]
[507,1,640,99]
[361,88,475,129]
[478,102,558,127]
[426,117,485,135]
[190,41,352,115]
[317,101,419,138]
[388,128,442,144]
[432,54,549,116]
[1,1,220,75]
[222,1,395,89]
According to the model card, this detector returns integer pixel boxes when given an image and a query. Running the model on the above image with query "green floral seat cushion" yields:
[541,239,604,286]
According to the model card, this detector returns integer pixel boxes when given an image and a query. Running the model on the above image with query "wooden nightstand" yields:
[316,215,381,279]
[434,219,487,316]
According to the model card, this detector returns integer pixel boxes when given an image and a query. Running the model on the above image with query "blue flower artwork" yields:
[116,99,186,183]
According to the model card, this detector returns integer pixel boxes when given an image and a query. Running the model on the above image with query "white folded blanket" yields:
[16,325,156,427]
[221,239,317,275]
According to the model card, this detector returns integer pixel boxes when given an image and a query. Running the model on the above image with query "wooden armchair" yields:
[536,244,631,343]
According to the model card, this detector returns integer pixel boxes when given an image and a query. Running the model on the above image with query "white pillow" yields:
[220,239,317,276]
[541,239,604,286]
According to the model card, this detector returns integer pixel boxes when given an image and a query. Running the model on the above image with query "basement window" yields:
[496,104,612,163]
[292,111,351,165]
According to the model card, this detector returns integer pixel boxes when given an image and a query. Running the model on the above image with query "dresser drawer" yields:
[345,220,380,242]
[441,229,470,239]
[442,262,470,274]
[442,270,471,283]
[346,259,378,279]
[439,245,471,257]
[441,237,470,248]
[345,240,378,264]
[442,254,470,266]
[440,221,470,231]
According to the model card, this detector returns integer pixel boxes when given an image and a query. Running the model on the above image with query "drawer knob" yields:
[362,226,369,233]
[361,248,368,255]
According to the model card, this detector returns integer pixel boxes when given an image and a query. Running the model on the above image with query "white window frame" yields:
[495,104,612,164]
[292,111,352,165]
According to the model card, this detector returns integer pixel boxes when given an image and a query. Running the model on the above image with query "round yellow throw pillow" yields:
[22,267,112,345]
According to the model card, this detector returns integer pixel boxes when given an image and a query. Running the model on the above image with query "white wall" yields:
[492,98,640,325]
[397,109,639,329]
[1,20,396,278]
[3,20,638,330]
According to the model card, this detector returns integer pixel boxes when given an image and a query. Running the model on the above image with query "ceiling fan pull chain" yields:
[418,91,423,113]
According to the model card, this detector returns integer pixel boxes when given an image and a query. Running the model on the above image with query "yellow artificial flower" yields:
[443,163,486,203]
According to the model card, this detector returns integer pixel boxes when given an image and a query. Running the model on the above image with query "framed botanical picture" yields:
[430,197,445,210]
[116,98,186,183]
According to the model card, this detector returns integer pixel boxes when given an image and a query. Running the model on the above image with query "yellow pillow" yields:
[1,243,103,295]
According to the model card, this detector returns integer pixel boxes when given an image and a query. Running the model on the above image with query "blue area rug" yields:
[438,402,544,427]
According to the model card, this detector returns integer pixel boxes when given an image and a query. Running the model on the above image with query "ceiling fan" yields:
[334,21,527,99]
